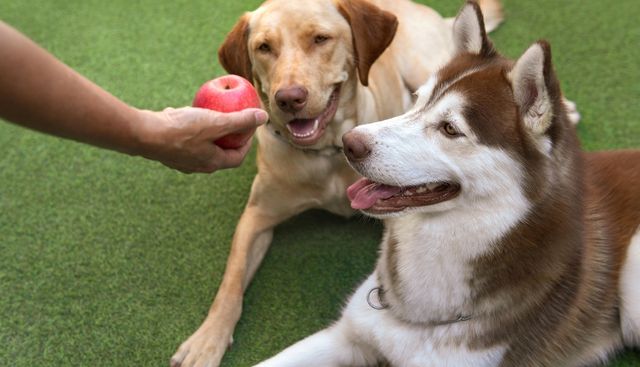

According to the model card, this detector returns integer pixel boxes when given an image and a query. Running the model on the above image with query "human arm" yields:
[0,21,267,173]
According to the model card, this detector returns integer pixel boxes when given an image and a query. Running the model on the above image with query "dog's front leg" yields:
[254,323,380,367]
[171,174,309,367]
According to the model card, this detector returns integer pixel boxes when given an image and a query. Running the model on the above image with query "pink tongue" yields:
[287,118,316,135]
[347,178,402,210]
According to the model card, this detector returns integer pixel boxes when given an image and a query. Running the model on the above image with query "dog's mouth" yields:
[347,178,461,214]
[285,85,340,146]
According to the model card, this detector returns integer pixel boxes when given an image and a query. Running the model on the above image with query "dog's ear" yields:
[218,13,253,82]
[509,41,558,135]
[452,1,494,57]
[336,0,398,86]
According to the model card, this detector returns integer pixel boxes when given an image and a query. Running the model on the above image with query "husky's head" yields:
[343,1,577,219]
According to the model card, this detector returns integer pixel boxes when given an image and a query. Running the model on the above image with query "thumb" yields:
[207,108,269,136]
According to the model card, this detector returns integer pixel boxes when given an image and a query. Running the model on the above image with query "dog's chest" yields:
[320,159,360,217]
[278,147,359,216]
[378,216,479,322]
[345,275,506,367]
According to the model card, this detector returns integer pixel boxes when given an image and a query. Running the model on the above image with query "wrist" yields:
[127,108,165,159]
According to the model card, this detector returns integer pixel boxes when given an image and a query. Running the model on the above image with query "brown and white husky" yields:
[254,2,640,366]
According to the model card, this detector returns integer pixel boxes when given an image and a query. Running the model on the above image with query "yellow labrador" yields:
[171,1,503,366]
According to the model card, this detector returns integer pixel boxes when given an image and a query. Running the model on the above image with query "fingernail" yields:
[254,110,269,125]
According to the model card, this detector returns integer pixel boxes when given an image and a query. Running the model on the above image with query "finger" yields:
[216,150,245,169]
[205,108,268,136]
[214,140,253,169]
[235,136,254,156]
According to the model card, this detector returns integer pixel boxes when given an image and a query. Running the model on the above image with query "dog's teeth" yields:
[416,186,427,194]
[426,183,439,191]
[290,119,320,139]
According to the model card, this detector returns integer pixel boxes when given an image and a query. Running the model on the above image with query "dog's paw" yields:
[563,98,581,125]
[170,326,233,367]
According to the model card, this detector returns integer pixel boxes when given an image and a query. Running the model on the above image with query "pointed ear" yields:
[453,1,494,56]
[336,0,398,86]
[218,13,253,81]
[509,41,556,135]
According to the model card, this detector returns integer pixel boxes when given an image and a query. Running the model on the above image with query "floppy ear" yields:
[336,0,398,86]
[452,1,494,57]
[509,41,556,135]
[218,13,253,82]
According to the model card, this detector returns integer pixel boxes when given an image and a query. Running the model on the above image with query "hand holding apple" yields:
[193,75,262,149]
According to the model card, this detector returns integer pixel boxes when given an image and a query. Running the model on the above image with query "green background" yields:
[1,0,638,366]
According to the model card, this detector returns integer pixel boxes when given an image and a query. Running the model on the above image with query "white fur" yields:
[414,74,438,107]
[255,276,507,367]
[255,78,533,367]
[563,98,581,125]
[350,90,532,324]
[620,226,640,346]
[453,4,484,54]
[352,92,472,189]
[350,90,530,216]
[508,44,552,135]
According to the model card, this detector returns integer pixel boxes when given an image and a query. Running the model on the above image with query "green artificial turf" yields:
[0,0,638,366]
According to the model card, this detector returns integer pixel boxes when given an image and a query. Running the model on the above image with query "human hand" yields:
[135,106,268,173]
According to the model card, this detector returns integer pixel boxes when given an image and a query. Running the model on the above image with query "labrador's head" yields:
[218,0,397,148]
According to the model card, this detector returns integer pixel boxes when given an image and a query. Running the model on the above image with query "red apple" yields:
[192,75,262,149]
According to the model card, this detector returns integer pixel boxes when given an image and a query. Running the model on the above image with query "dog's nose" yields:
[275,86,308,113]
[342,130,371,162]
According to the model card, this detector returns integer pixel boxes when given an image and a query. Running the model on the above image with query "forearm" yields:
[0,21,145,155]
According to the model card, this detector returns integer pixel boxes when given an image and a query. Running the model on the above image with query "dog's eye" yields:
[314,35,330,45]
[440,122,464,138]
[257,43,271,53]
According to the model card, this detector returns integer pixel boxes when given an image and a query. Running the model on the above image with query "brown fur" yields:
[336,0,399,86]
[586,151,640,271]
[218,14,252,81]
[427,4,640,365]
[382,228,402,303]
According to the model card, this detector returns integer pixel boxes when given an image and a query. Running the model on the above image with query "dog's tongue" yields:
[287,118,316,135]
[347,178,402,210]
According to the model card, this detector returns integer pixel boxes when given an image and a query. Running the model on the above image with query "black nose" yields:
[275,85,308,113]
[342,130,371,162]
